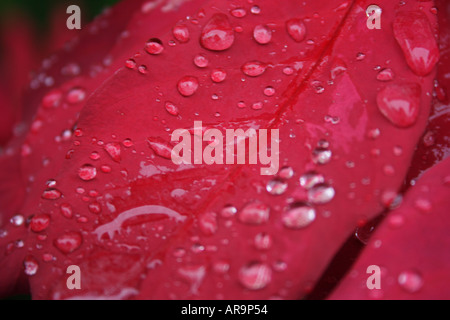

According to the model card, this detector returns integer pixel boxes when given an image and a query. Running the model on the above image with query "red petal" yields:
[0,0,438,300]
[329,158,450,300]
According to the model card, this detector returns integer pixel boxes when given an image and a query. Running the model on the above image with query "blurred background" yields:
[0,0,120,147]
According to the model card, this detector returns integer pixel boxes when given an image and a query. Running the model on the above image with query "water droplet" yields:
[356,52,366,61]
[200,14,235,51]
[177,76,199,96]
[238,262,272,290]
[78,164,97,181]
[308,183,335,204]
[398,270,424,293]
[254,232,272,250]
[42,188,62,200]
[23,256,39,276]
[211,68,227,83]
[238,202,270,225]
[393,11,439,76]
[286,19,306,42]
[172,24,190,43]
[145,38,164,55]
[221,205,237,218]
[381,190,403,209]
[278,166,294,179]
[54,232,82,254]
[213,261,230,274]
[263,86,276,97]
[138,65,148,74]
[377,83,421,128]
[283,66,295,76]
[253,25,272,44]
[299,171,325,189]
[10,214,25,226]
[60,203,73,218]
[193,54,209,68]
[282,202,316,229]
[377,68,394,81]
[42,90,62,108]
[312,148,332,165]
[30,214,50,232]
[147,137,174,159]
[414,198,432,214]
[165,101,179,116]
[250,6,261,15]
[125,58,136,69]
[104,142,121,162]
[66,87,86,104]
[266,178,288,195]
[198,212,218,236]
[242,61,267,77]
[230,8,247,18]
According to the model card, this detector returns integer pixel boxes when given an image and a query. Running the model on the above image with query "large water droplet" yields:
[238,262,272,290]
[282,202,316,229]
[286,18,306,42]
[177,76,199,97]
[253,25,272,44]
[200,14,235,51]
[377,83,421,128]
[393,11,439,76]
[238,202,270,225]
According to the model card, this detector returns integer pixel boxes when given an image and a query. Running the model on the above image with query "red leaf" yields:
[0,0,439,300]
[329,158,450,300]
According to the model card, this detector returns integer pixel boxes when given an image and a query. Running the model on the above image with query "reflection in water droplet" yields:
[194,54,209,68]
[145,38,164,55]
[200,14,235,51]
[23,256,39,276]
[10,214,25,226]
[299,171,325,189]
[53,231,83,254]
[78,164,97,181]
[30,214,50,232]
[173,24,190,43]
[242,61,267,77]
[211,68,227,83]
[230,8,247,18]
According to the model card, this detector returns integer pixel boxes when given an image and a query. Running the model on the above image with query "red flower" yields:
[0,0,449,300]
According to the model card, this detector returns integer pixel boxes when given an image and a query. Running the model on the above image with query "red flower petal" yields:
[0,0,439,300]
[329,158,450,300]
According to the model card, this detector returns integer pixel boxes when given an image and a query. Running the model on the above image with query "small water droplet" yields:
[54,232,82,254]
[312,148,332,165]
[230,8,247,18]
[30,214,50,232]
[125,58,136,69]
[414,198,432,214]
[145,38,164,55]
[308,183,335,204]
[10,214,25,226]
[282,202,316,229]
[221,205,237,218]
[242,61,267,77]
[250,6,261,15]
[263,86,276,97]
[266,178,288,195]
[23,256,39,276]
[42,90,62,108]
[238,262,272,290]
[104,142,121,162]
[254,232,272,250]
[286,19,306,42]
[377,68,394,81]
[198,212,218,236]
[138,65,148,74]
[66,87,86,104]
[42,188,62,200]
[398,270,424,293]
[165,101,179,116]
[60,203,73,219]
[299,171,325,189]
[253,25,272,44]
[238,202,270,225]
[78,164,97,181]
[283,66,294,76]
[278,166,294,179]
[177,76,199,97]
[172,24,190,43]
[193,54,209,68]
[211,68,227,83]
